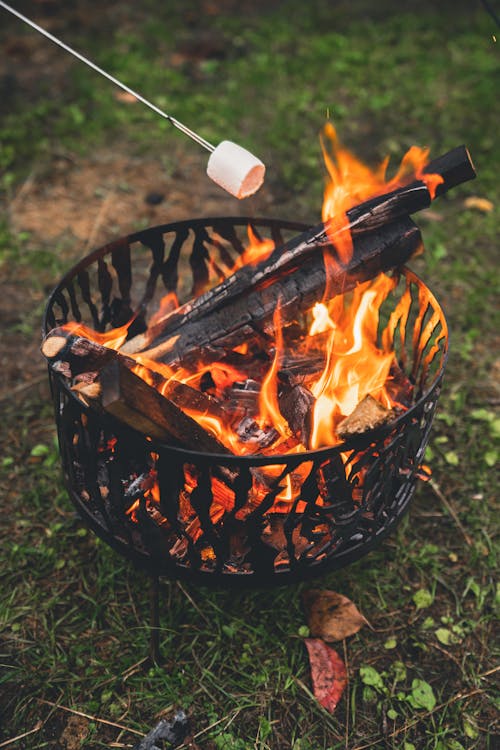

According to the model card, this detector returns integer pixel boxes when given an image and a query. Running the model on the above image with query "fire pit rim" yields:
[42,217,449,465]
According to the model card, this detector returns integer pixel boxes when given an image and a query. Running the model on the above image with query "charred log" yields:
[124,146,474,357]
[140,218,423,366]
[42,329,230,453]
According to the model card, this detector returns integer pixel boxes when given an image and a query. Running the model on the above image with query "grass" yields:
[0,1,498,748]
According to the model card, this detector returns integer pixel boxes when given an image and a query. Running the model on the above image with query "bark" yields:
[140,218,423,367]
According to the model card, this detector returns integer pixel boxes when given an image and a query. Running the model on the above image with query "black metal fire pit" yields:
[43,216,448,588]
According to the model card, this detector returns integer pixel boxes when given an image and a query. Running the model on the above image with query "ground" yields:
[0,2,498,749]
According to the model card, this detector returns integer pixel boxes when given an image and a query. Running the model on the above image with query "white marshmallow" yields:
[206,140,265,199]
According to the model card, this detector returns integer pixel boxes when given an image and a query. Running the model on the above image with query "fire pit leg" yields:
[149,574,161,664]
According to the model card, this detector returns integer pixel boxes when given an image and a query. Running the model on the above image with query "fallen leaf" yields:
[303,589,369,641]
[114,91,138,103]
[463,196,494,213]
[304,638,347,713]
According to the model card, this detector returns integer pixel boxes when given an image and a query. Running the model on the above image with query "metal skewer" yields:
[0,0,215,152]
[1,1,266,197]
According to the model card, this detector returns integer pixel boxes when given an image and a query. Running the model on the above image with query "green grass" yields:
[0,2,498,748]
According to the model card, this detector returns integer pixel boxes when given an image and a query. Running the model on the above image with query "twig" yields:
[351,686,486,750]
[479,665,500,679]
[0,721,43,748]
[343,640,349,750]
[429,479,473,547]
[82,191,116,252]
[429,641,465,674]
[38,699,144,737]
[176,581,211,625]
[174,711,240,747]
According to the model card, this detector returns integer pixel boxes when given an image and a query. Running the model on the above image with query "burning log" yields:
[137,217,423,366]
[336,395,395,440]
[41,328,136,378]
[42,328,230,453]
[97,361,229,453]
[124,145,474,361]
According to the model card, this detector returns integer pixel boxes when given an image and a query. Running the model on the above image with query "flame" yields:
[56,126,444,518]
[149,291,179,327]
[309,274,398,448]
[258,304,290,440]
[233,225,276,270]
[320,123,443,264]
[63,319,133,350]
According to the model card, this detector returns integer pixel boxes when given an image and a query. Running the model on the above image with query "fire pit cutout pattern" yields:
[44,217,448,584]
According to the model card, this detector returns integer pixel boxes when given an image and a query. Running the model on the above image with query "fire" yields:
[258,304,290,441]
[309,274,397,448]
[233,225,276,270]
[56,126,442,517]
[320,123,443,264]
[63,319,133,350]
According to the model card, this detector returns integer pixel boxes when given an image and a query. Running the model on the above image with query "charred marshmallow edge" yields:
[206,140,266,199]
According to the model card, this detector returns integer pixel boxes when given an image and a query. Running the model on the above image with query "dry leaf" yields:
[114,91,138,104]
[421,209,444,222]
[303,589,368,641]
[463,196,494,213]
[304,638,347,713]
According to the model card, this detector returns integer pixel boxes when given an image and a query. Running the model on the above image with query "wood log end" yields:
[41,334,67,359]
[336,395,394,440]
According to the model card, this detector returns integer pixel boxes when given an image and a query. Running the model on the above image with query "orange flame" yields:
[63,319,133,350]
[233,225,276,271]
[258,303,290,440]
[57,126,442,516]
[321,123,443,264]
[309,274,397,448]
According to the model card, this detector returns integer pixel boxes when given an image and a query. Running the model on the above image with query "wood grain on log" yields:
[42,328,230,453]
[98,361,229,453]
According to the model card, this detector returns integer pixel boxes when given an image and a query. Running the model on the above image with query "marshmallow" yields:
[206,140,265,199]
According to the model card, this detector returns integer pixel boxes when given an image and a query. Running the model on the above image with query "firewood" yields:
[235,416,280,451]
[97,360,230,454]
[41,327,136,378]
[123,145,474,358]
[278,379,316,448]
[139,218,423,366]
[42,327,231,453]
[336,395,394,439]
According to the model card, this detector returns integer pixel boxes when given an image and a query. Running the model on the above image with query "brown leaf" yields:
[303,589,368,641]
[463,196,494,213]
[304,638,347,713]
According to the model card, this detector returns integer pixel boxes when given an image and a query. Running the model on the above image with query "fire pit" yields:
[43,215,448,586]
